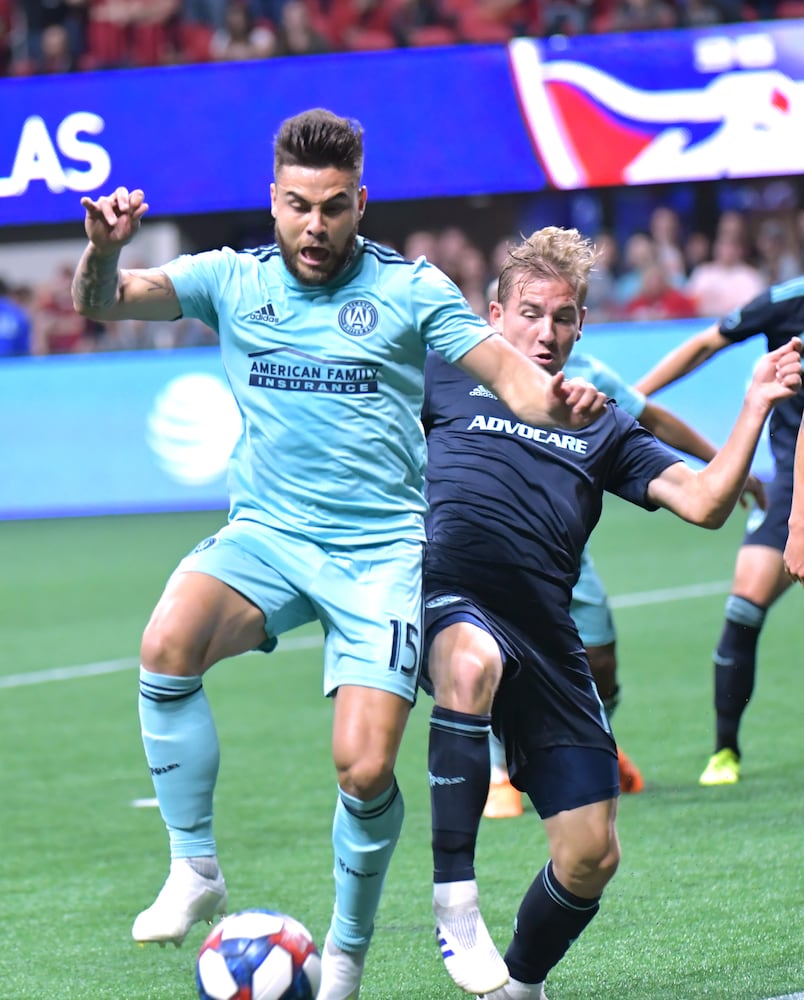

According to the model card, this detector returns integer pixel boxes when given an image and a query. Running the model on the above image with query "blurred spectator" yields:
[31,22,77,72]
[15,0,87,71]
[754,217,799,286]
[403,229,441,265]
[623,261,697,320]
[32,263,93,354]
[209,0,276,59]
[680,0,723,25]
[389,0,459,46]
[648,205,686,286]
[456,242,490,316]
[585,230,620,322]
[83,0,182,70]
[612,231,656,307]
[683,230,711,277]
[183,0,229,30]
[274,0,329,55]
[606,0,679,31]
[0,276,32,357]
[542,0,594,35]
[326,0,397,50]
[685,231,766,317]
[249,0,290,27]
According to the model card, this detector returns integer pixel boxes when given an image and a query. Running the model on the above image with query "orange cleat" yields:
[617,747,644,794]
[483,776,524,819]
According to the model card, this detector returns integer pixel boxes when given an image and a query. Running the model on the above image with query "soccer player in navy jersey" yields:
[71,110,608,1000]
[421,227,801,999]
[784,407,804,581]
[636,278,804,787]
[482,349,767,818]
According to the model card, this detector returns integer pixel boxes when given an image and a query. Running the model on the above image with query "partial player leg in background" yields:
[700,542,790,785]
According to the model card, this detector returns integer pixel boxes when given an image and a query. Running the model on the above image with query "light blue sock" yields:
[330,780,404,952]
[138,666,219,859]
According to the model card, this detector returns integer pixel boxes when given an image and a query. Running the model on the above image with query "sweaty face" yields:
[489,275,583,374]
[271,165,366,286]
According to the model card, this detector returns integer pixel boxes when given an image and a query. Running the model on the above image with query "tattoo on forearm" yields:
[72,248,121,311]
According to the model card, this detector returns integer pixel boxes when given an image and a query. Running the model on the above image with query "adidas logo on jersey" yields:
[470,384,497,399]
[248,302,279,324]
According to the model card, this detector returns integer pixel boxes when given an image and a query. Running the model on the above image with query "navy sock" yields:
[429,705,491,884]
[713,597,765,755]
[504,861,600,985]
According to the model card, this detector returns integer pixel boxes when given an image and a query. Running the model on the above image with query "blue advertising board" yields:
[0,320,772,521]
[2,19,804,227]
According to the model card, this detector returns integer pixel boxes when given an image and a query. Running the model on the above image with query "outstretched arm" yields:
[783,418,804,583]
[646,338,802,528]
[72,187,181,323]
[634,323,730,395]
[638,400,766,510]
[457,334,608,429]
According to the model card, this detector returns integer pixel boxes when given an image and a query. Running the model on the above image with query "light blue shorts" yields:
[174,518,423,702]
[569,546,616,647]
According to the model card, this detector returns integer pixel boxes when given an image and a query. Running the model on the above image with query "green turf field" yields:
[1,502,802,999]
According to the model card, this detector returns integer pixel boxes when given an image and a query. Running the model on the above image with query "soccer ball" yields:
[196,909,322,1000]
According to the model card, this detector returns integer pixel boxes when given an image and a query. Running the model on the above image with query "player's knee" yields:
[553,827,620,891]
[336,753,394,801]
[140,617,203,677]
[430,648,501,713]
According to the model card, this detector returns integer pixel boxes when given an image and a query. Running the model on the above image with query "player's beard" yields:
[276,223,359,286]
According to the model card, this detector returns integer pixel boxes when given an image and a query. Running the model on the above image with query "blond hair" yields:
[495,227,599,308]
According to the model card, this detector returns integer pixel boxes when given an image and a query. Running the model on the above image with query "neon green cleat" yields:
[699,748,740,786]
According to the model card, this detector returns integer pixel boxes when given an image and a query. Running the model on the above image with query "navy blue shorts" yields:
[742,455,793,551]
[422,592,619,818]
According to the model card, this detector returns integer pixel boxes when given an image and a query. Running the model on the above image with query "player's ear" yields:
[576,305,587,340]
[357,185,367,218]
[269,182,278,219]
[489,300,503,331]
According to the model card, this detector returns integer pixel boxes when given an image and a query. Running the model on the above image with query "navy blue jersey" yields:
[422,351,680,638]
[719,278,804,465]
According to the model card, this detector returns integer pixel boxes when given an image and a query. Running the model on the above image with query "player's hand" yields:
[749,337,803,407]
[547,372,608,429]
[783,525,804,583]
[739,472,766,510]
[80,187,149,250]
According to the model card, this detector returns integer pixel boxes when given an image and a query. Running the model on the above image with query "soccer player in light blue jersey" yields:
[71,109,608,999]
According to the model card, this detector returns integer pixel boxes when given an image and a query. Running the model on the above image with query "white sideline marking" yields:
[0,634,324,689]
[765,994,804,999]
[610,579,730,609]
[0,579,732,691]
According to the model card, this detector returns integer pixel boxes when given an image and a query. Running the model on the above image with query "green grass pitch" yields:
[1,500,802,999]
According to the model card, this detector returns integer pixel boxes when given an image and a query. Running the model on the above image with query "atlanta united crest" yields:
[338,299,378,337]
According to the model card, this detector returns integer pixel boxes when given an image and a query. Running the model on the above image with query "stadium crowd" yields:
[2,0,804,356]
[0,0,799,75]
[2,191,804,356]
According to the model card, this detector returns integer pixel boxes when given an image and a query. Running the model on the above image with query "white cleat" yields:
[476,983,548,999]
[434,897,509,995]
[316,932,366,999]
[131,858,227,947]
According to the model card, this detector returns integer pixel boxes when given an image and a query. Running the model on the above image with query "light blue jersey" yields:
[565,351,647,646]
[163,236,493,545]
[564,352,646,421]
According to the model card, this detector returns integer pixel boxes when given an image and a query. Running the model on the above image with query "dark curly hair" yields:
[274,108,364,178]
